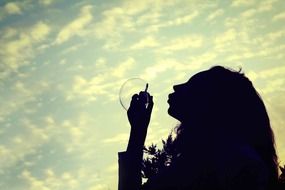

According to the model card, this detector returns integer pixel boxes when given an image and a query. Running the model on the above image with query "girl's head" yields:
[168,66,278,187]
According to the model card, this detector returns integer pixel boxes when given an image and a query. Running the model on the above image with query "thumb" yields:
[147,96,154,113]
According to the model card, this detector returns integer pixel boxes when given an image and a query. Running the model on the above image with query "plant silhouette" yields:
[142,133,285,190]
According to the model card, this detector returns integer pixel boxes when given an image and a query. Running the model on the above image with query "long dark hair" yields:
[173,66,278,188]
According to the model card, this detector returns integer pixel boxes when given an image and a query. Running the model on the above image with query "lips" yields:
[168,93,173,103]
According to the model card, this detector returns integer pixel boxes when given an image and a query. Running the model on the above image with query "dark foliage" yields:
[142,134,285,189]
[279,165,285,189]
[142,133,177,180]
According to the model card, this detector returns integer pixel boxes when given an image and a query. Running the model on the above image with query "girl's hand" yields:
[128,91,153,131]
[127,92,153,151]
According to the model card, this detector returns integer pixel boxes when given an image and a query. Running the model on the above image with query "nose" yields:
[173,84,184,92]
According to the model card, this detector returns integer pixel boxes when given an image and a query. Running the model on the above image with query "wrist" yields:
[127,130,147,152]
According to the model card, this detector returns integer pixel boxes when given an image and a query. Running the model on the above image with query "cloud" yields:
[0,118,53,171]
[240,8,257,18]
[130,35,160,49]
[92,0,176,47]
[31,22,51,41]
[89,184,109,190]
[261,78,284,95]
[140,59,183,80]
[20,169,80,190]
[215,28,237,44]
[160,34,204,53]
[256,65,285,79]
[206,9,224,21]
[112,57,136,78]
[231,0,256,7]
[102,133,129,144]
[147,11,199,33]
[4,2,22,15]
[0,21,51,77]
[0,79,51,122]
[273,12,285,21]
[136,11,161,26]
[55,5,93,44]
[189,52,217,65]
[164,11,199,27]
[68,57,136,103]
[93,7,134,40]
[235,0,279,19]
[39,0,54,6]
[257,0,278,12]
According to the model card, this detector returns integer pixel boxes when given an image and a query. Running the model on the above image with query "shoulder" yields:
[217,145,269,190]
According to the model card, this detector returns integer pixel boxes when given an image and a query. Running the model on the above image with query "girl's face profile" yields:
[167,72,206,121]
[167,80,192,121]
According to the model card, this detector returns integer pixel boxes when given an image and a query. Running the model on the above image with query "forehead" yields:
[175,71,207,90]
[186,71,207,85]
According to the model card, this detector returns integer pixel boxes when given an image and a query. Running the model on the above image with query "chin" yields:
[168,106,184,122]
[167,107,172,116]
[168,107,178,119]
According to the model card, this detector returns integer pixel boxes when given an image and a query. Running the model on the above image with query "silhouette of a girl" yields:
[118,66,278,190]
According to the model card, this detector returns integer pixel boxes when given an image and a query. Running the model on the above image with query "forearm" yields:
[118,150,144,190]
[118,126,147,190]
[127,126,147,152]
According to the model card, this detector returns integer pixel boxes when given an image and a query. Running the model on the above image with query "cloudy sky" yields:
[0,0,284,189]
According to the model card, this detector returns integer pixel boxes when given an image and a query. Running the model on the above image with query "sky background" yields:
[0,0,284,189]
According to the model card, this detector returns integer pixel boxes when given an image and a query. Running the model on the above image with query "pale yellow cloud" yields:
[112,57,135,78]
[94,7,134,40]
[241,8,257,18]
[160,35,203,53]
[206,9,224,21]
[31,21,51,41]
[164,11,199,27]
[130,36,160,49]
[68,57,136,103]
[4,2,22,15]
[231,0,256,7]
[1,27,18,39]
[0,21,51,75]
[267,29,285,41]
[120,0,175,16]
[39,0,54,6]
[0,118,53,170]
[220,25,285,62]
[93,0,175,45]
[147,11,199,33]
[89,184,109,190]
[189,52,217,65]
[261,78,284,95]
[257,65,285,79]
[253,29,285,48]
[102,133,129,144]
[55,5,93,44]
[21,169,81,190]
[95,58,107,70]
[140,58,184,81]
[215,28,237,45]
[136,11,161,26]
[225,43,285,62]
[236,0,280,19]
[273,11,285,21]
[0,80,50,122]
[257,0,278,12]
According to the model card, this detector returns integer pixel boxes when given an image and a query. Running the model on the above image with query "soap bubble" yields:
[119,78,149,111]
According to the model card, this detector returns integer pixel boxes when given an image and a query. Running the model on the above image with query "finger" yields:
[147,96,154,113]
[139,91,148,105]
[132,94,139,100]
[130,94,139,108]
